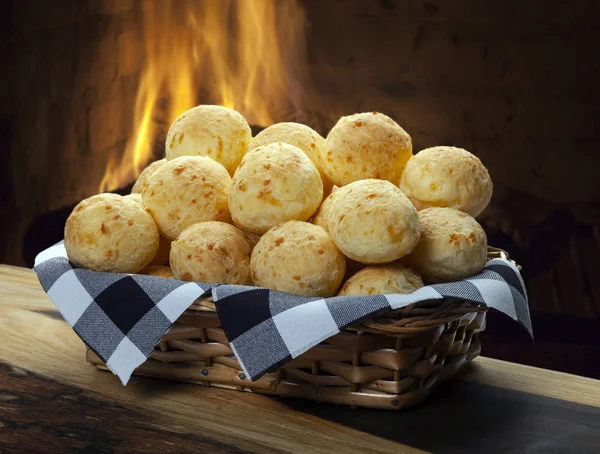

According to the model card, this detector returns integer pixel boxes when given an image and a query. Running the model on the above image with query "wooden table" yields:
[1,265,599,453]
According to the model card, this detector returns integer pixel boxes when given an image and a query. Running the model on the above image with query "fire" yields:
[99,0,310,192]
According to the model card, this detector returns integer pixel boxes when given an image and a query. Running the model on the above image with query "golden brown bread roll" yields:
[65,193,159,273]
[399,146,493,217]
[249,122,332,194]
[229,142,323,234]
[407,207,487,283]
[338,264,423,296]
[170,221,253,285]
[142,156,232,240]
[165,105,251,175]
[327,179,420,264]
[124,192,171,266]
[251,221,346,297]
[323,112,412,186]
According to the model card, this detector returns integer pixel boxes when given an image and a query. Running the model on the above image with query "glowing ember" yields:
[99,0,310,192]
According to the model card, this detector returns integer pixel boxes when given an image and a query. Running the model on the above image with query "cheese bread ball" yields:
[249,122,332,194]
[251,221,346,297]
[328,179,420,264]
[125,188,171,265]
[399,146,493,217]
[142,156,232,240]
[170,222,252,285]
[407,208,487,283]
[229,142,323,234]
[124,193,142,205]
[338,264,423,296]
[139,266,175,279]
[165,105,251,174]
[323,112,412,186]
[131,158,167,194]
[310,186,339,233]
[65,194,159,273]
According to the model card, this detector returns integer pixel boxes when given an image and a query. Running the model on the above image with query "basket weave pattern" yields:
[88,300,485,410]
[87,249,512,410]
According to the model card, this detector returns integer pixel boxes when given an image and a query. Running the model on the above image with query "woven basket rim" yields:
[184,245,515,337]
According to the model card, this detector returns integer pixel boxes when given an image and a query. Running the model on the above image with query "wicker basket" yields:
[88,248,512,410]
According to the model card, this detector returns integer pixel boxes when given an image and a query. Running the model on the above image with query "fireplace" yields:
[1,0,599,378]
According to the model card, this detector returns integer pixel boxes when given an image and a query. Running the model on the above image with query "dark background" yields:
[1,0,599,377]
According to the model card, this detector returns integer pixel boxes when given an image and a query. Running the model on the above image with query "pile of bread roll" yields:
[64,105,493,298]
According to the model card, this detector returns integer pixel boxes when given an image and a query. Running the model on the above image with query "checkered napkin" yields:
[34,241,531,385]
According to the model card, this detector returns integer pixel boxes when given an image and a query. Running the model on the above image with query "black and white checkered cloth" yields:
[34,241,531,385]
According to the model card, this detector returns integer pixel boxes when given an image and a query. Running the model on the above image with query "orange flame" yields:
[99,0,310,192]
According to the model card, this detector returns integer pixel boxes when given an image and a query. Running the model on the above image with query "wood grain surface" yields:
[1,264,599,453]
